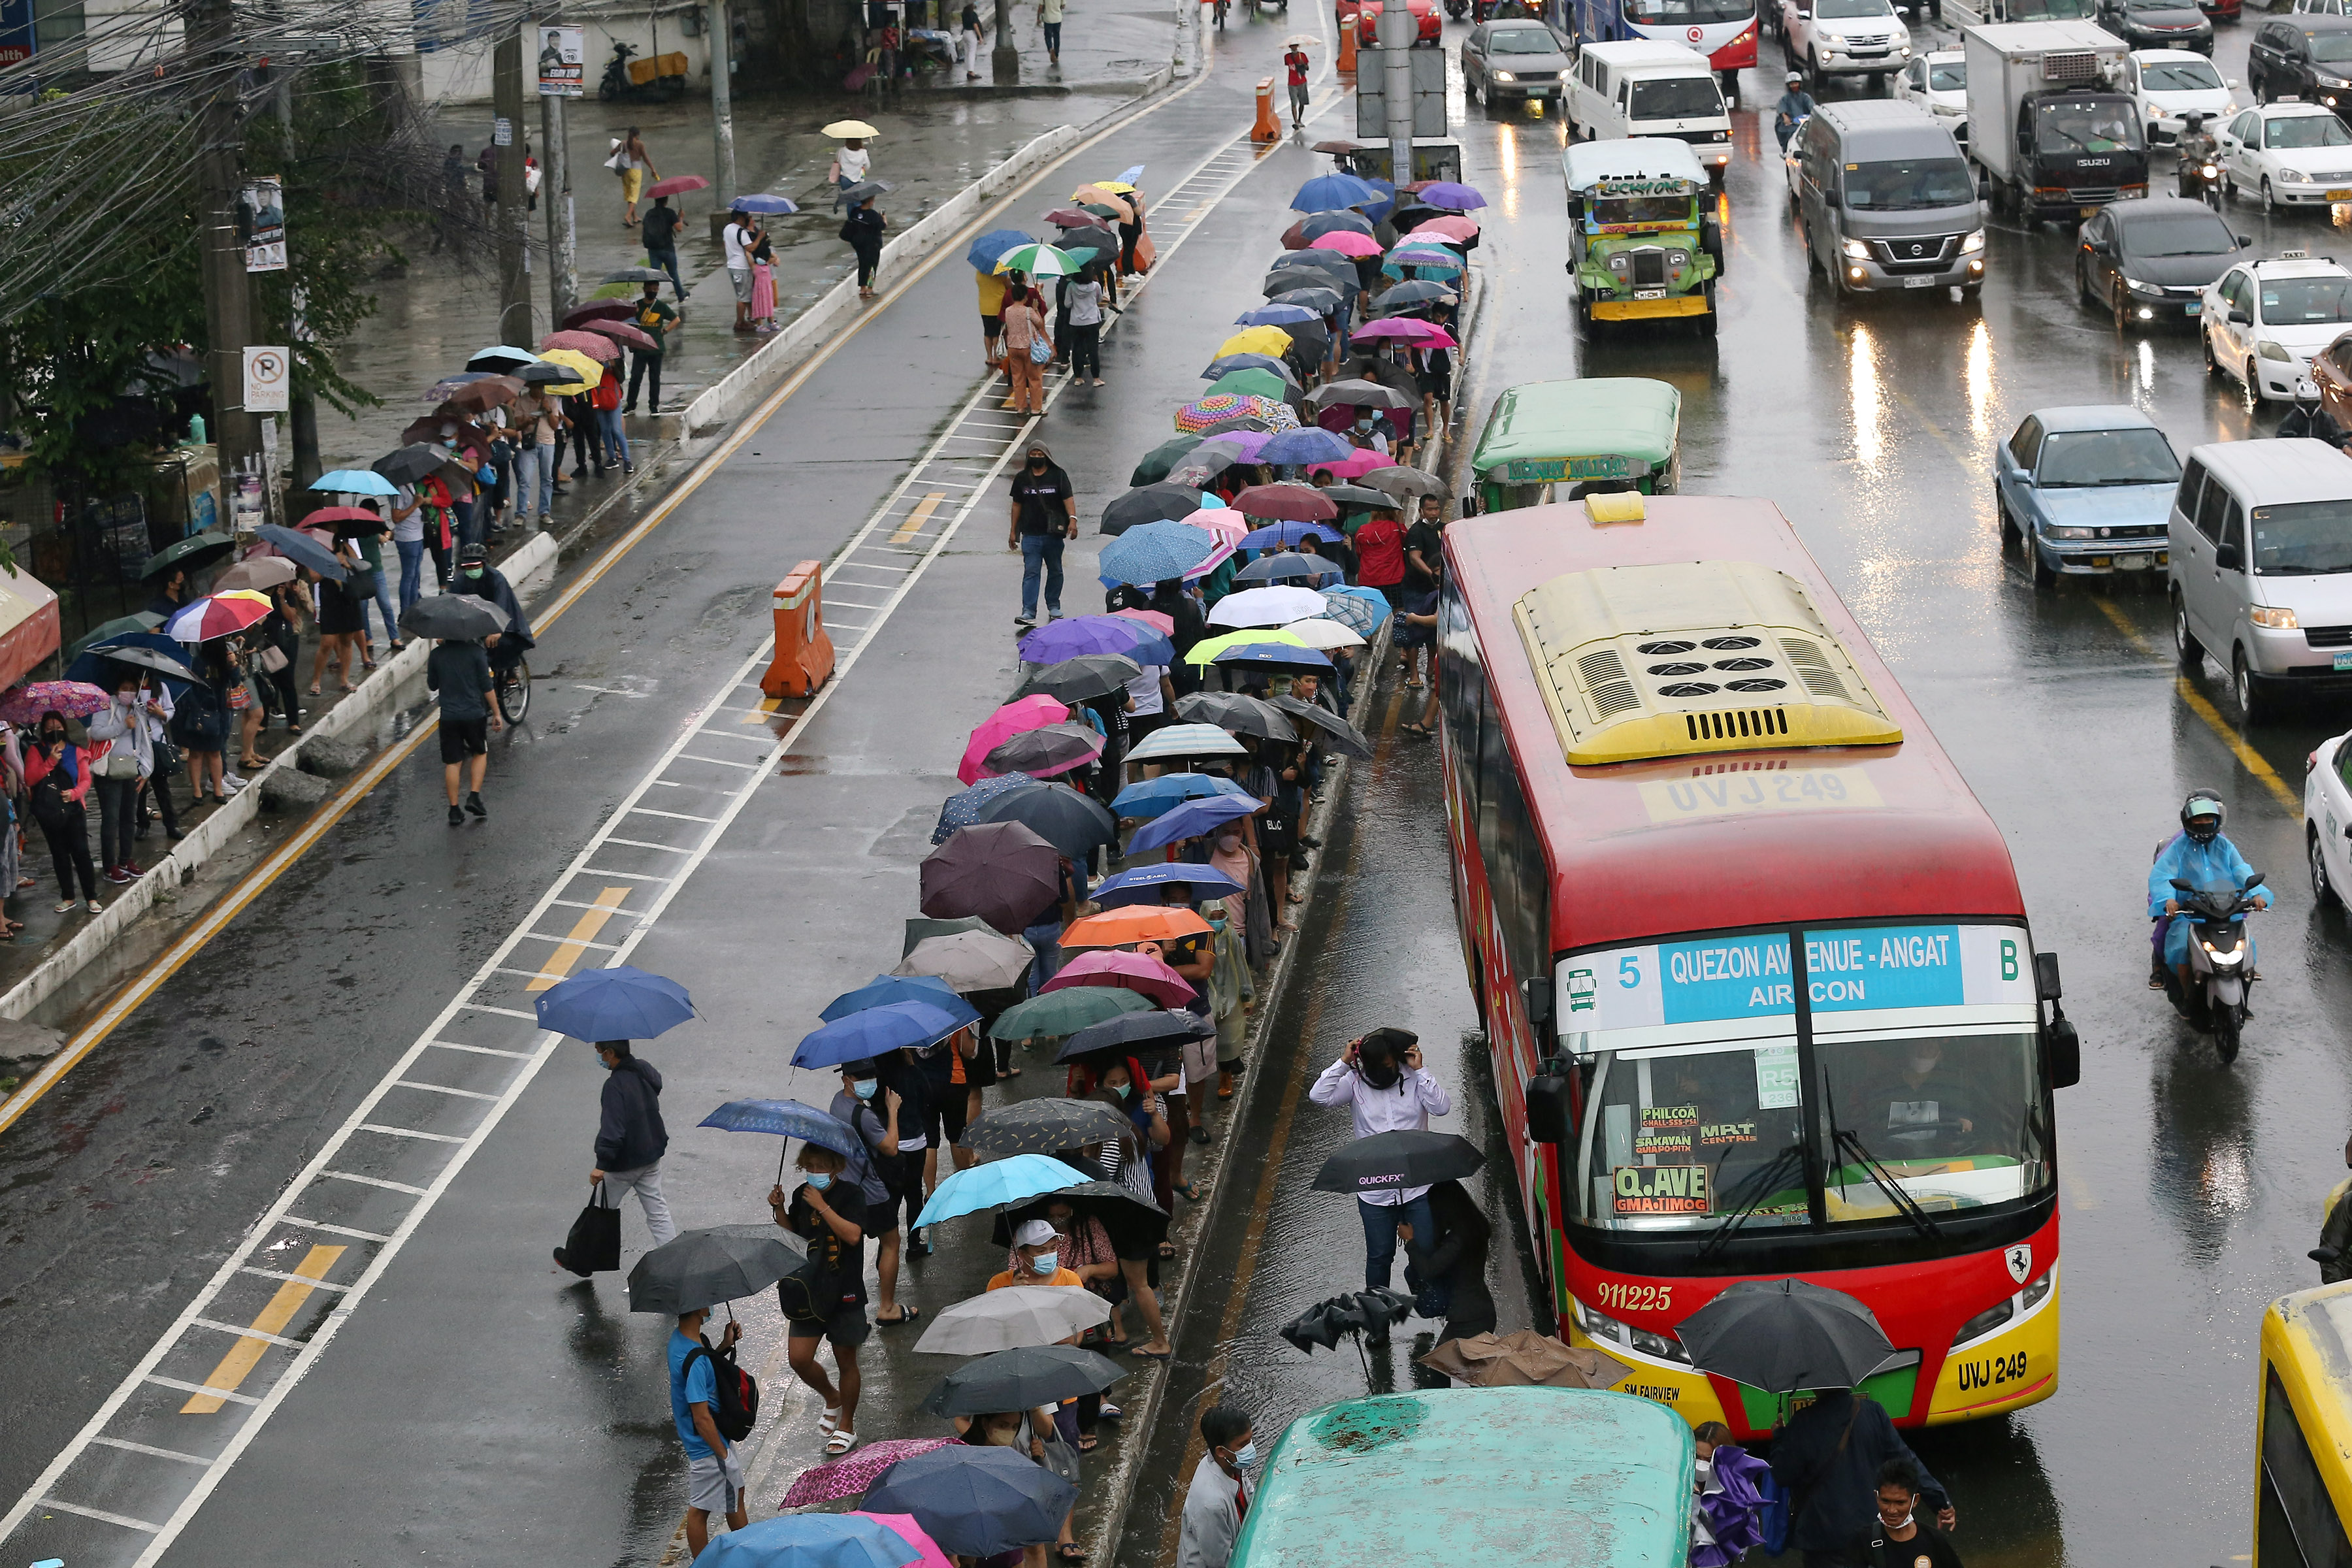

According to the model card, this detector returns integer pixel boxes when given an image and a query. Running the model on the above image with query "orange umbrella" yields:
[1062,906,1211,949]
[1071,186,1134,222]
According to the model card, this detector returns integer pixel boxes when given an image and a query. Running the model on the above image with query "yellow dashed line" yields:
[2092,598,2300,815]
[740,695,783,726]
[524,887,634,992]
[890,490,947,546]
[181,1245,344,1413]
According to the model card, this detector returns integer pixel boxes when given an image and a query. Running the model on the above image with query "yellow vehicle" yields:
[2255,1282,2352,1566]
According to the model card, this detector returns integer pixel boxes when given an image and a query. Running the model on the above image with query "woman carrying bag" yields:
[24,712,99,914]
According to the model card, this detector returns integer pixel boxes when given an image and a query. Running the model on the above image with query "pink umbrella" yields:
[1041,949,1198,1007]
[645,173,711,199]
[1307,448,1390,481]
[538,329,622,362]
[1112,608,1176,634]
[1178,529,1237,583]
[958,694,1070,785]
[1418,214,1479,242]
[1183,509,1249,544]
[584,319,660,352]
[1309,230,1382,257]
[853,1512,955,1568]
[781,1440,958,1507]
[1350,317,1446,343]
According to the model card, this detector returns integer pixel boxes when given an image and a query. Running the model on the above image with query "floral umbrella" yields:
[781,1439,960,1508]
[0,679,110,724]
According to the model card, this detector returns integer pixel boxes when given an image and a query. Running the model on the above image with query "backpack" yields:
[683,1336,759,1443]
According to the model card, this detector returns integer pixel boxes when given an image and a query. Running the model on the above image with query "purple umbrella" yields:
[920,821,1065,934]
[1018,615,1151,664]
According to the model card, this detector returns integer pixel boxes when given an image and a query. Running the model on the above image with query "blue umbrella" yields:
[1322,585,1393,626]
[794,1000,966,1070]
[1109,772,1254,819]
[1126,794,1260,855]
[1240,521,1342,551]
[1117,163,1146,184]
[1292,172,1382,212]
[935,772,1038,844]
[732,193,799,214]
[820,973,980,1024]
[69,632,197,693]
[534,966,696,1041]
[1213,640,1334,670]
[1092,860,1246,907]
[914,1152,1090,1228]
[966,227,1036,273]
[1257,427,1354,466]
[1100,520,1220,587]
[255,523,350,581]
[310,468,399,497]
[1237,302,1320,327]
[690,1513,922,1568]
[1235,554,1343,585]
[698,1098,863,1161]
[1360,176,1398,225]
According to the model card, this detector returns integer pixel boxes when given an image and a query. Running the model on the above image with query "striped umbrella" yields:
[163,590,274,642]
[994,243,1082,277]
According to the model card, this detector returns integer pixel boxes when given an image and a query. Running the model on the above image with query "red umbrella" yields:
[584,319,660,352]
[299,506,383,534]
[1232,483,1339,521]
[1040,950,1198,1008]
[646,174,710,199]
[538,330,621,363]
[1043,208,1098,227]
[562,300,635,329]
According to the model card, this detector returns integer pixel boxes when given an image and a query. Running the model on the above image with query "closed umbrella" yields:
[1313,1130,1486,1196]
[534,964,696,1041]
[933,772,1038,844]
[913,1154,1093,1229]
[1171,690,1297,740]
[911,1284,1113,1354]
[1013,654,1140,706]
[1101,482,1213,536]
[626,1223,804,1315]
[919,820,1062,932]
[1675,1278,1897,1394]
[981,721,1105,780]
[921,1345,1126,1417]
[988,986,1154,1043]
[972,781,1119,861]
[821,973,977,1024]
[1090,859,1245,907]
[1272,693,1373,758]
[1039,949,1196,1007]
[793,1001,969,1069]
[893,930,1036,992]
[1126,794,1258,855]
[956,1098,1136,1156]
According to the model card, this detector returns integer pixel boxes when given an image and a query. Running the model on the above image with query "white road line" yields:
[356,1123,468,1145]
[425,1041,531,1059]
[512,932,624,952]
[574,867,674,883]
[188,1318,306,1350]
[316,1171,427,1197]
[394,1079,502,1100]
[675,753,762,770]
[37,1499,159,1533]
[629,808,720,823]
[280,1217,393,1243]
[88,1439,209,1467]
[139,1377,258,1407]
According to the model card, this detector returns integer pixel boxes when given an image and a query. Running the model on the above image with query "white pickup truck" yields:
[1780,0,1916,89]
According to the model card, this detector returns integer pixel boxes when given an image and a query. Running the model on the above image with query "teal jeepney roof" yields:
[1471,378,1681,484]
[1230,1388,1694,1568]
[1562,137,1707,193]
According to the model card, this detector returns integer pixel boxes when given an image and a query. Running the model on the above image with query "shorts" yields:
[1127,709,1169,749]
[873,1152,924,1232]
[982,313,1003,340]
[622,167,645,204]
[924,1086,970,1149]
[788,1301,872,1347]
[685,1449,743,1515]
[728,267,753,303]
[439,717,488,762]
[1182,1034,1218,1086]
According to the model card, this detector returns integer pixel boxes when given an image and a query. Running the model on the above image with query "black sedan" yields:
[2099,0,2215,52]
[2075,196,2249,328]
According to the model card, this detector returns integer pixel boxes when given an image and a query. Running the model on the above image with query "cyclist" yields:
[451,542,535,713]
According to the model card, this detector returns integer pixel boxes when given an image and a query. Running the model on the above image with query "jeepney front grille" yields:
[1631,249,1668,287]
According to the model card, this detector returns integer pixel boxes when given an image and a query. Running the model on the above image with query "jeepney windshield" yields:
[1590,192,1698,225]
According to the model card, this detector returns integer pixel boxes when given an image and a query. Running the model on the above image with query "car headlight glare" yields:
[2258,339,2295,362]
[2124,275,2163,295]
[1842,238,1871,259]
[1492,69,1515,80]
[1961,227,1986,253]
[2251,605,2300,628]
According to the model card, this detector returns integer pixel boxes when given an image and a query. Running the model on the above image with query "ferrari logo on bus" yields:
[2005,1245,2031,1284]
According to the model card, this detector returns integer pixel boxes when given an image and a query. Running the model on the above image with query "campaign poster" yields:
[535,23,583,95]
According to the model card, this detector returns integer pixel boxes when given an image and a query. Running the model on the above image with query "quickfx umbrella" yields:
[1312,1129,1486,1196]
[626,1223,805,1315]
[534,964,696,1040]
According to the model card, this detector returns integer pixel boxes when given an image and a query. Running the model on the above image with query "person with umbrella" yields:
[1062,261,1111,387]
[567,1037,676,1262]
[1309,1027,1451,1301]
[1175,1404,1256,1568]
[669,1301,750,1559]
[841,191,887,302]
[1072,1056,1173,1359]
[1009,441,1077,628]
[625,280,677,416]
[1283,39,1310,127]
[768,1139,870,1456]
[1000,274,1048,416]
[1399,1176,1492,1341]
[1772,1392,1953,1568]
[453,540,536,679]
[24,710,100,915]
[174,640,238,803]
[832,1058,920,1326]
[421,594,504,824]
[86,670,171,885]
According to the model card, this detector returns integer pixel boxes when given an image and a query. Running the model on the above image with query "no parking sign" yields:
[243,346,290,412]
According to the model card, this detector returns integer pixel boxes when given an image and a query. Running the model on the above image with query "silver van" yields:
[2170,437,2352,719]
[1792,99,1986,299]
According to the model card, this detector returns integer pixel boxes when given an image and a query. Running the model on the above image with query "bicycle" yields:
[495,655,531,724]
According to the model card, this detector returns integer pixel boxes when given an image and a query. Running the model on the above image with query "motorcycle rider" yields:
[2148,790,2268,999]
[1775,71,1816,153]
[2176,112,2219,202]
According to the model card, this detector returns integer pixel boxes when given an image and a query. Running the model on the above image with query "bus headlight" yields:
[1573,1299,1692,1364]
[1950,1298,2014,1346]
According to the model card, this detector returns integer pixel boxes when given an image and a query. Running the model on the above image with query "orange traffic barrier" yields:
[1337,21,1358,73]
[760,560,836,699]
[1251,76,1281,143]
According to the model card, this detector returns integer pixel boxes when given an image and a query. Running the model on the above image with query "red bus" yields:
[1436,492,2080,1437]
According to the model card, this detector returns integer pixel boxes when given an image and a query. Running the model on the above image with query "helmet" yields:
[2181,790,2226,845]
[457,543,489,566]
[1786,70,1803,84]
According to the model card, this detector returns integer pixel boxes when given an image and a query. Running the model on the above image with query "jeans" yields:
[596,406,630,466]
[627,351,663,413]
[600,1161,679,1246]
[1020,532,1065,618]
[647,243,685,297]
[455,497,484,553]
[95,774,139,868]
[366,561,398,644]
[1358,1194,1437,1291]
[1043,18,1060,49]
[397,538,427,613]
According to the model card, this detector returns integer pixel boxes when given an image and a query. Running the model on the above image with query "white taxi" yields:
[2130,48,2237,144]
[1894,51,1970,140]
[2202,252,2352,400]
[2307,727,2352,907]
[2216,99,2352,212]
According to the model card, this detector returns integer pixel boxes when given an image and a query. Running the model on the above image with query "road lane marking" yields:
[88,1439,208,1467]
[2091,597,2301,814]
[281,1217,392,1243]
[525,886,633,991]
[187,1319,305,1351]
[738,695,786,726]
[356,1123,467,1145]
[37,1499,159,1533]
[142,1377,259,1407]
[424,1040,531,1059]
[890,491,947,545]
[318,1171,427,1196]
[182,1245,342,1414]
[394,1079,501,1100]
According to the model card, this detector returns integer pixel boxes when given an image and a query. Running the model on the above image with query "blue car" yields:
[1993,404,2183,587]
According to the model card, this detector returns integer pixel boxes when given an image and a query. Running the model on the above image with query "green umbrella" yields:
[1132,434,1205,487]
[993,243,1081,278]
[139,530,234,581]
[1209,368,1290,404]
[989,987,1153,1043]
[65,611,167,663]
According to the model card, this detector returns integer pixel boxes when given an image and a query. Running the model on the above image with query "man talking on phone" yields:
[1307,1026,1450,1310]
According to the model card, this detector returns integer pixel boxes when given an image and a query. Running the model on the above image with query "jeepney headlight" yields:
[2251,605,2300,629]
[1668,250,1690,268]
[1961,227,1986,253]
[1842,238,1871,259]
[1607,253,1629,272]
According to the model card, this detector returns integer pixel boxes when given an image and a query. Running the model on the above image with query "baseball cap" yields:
[1014,1218,1058,1249]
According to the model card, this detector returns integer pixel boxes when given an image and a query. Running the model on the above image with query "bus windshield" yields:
[1626,0,1755,21]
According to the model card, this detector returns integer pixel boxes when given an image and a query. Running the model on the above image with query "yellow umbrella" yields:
[1096,180,1137,194]
[1217,326,1294,358]
[1185,627,1309,667]
[537,348,604,396]
[821,119,881,139]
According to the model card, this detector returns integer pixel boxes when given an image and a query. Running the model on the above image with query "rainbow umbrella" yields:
[164,590,274,643]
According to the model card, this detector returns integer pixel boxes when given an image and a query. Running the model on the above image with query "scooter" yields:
[599,40,687,102]
[2176,156,2221,209]
[2159,872,2266,1062]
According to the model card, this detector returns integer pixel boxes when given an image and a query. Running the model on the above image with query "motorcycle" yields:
[2158,872,2267,1062]
[2176,156,2221,209]
[599,40,687,103]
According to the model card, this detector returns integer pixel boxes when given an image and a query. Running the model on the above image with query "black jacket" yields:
[1771,1390,1946,1555]
[1403,1179,1495,1341]
[595,1056,669,1170]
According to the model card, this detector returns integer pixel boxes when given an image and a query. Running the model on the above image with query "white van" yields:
[2169,437,2352,719]
[1567,40,1735,176]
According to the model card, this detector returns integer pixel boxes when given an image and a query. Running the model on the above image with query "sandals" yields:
[1128,1345,1172,1361]
[1400,721,1433,738]
[826,1429,857,1456]
[1076,1433,1099,1454]
[1057,1544,1088,1561]
[1173,1179,1207,1203]
[239,757,265,771]
[875,1305,923,1326]
[1156,1241,1178,1260]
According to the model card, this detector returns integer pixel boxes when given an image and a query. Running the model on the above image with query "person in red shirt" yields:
[1354,506,1406,606]
[1284,44,1310,127]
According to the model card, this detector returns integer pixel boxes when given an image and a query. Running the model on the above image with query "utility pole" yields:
[274,67,321,487]
[1380,0,1411,191]
[492,25,531,346]
[192,0,257,486]
[992,0,1018,81]
[708,0,736,206]
[540,59,576,325]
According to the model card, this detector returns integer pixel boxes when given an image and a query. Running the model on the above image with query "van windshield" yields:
[1842,157,1975,209]
[2251,500,2352,575]
[2034,99,2144,154]
[1629,76,1725,119]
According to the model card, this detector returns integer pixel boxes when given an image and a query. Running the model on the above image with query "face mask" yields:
[1215,834,1241,853]
[1030,1251,1059,1274]
[1908,1053,1936,1075]
[1231,1442,1258,1469]
[851,1079,879,1100]
[464,566,484,580]
[1883,1511,1913,1532]
[1028,455,1047,469]
[804,1171,834,1191]
[1111,1081,1130,1100]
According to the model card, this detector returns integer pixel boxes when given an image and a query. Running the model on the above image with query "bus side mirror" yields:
[1526,1071,1573,1143]
[2045,1009,2081,1088]
[1522,975,1552,1026]
[2033,950,2063,1001]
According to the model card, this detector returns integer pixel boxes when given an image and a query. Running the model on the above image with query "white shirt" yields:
[836,144,871,182]
[1308,1057,1452,1204]
[1125,663,1166,717]
[1176,1452,1250,1568]
[723,221,750,270]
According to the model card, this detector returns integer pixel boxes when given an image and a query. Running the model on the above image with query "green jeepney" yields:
[1231,1388,1693,1566]
[1470,378,1682,512]
[1563,138,1724,336]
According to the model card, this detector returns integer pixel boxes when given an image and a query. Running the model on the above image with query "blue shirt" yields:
[2148,830,2259,917]
[668,1330,717,1458]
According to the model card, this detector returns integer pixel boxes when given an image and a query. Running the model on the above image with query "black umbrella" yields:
[864,1445,1075,1559]
[140,530,234,581]
[1373,279,1460,311]
[254,524,350,581]
[399,593,505,642]
[971,781,1119,860]
[1271,249,1357,278]
[518,362,575,385]
[1015,654,1141,705]
[373,442,450,485]
[602,266,673,283]
[834,178,892,208]
[982,721,1103,779]
[1301,210,1377,240]
[1056,1007,1214,1064]
[920,819,1062,934]
[1272,694,1373,759]
[1311,378,1417,412]
[1312,1130,1485,1197]
[1319,483,1395,511]
[997,1177,1169,1257]
[1674,1278,1896,1395]
[1271,286,1345,312]
[625,1223,806,1315]
[1173,691,1297,742]
[958,1096,1137,1155]
[1131,435,1205,487]
[1279,1288,1414,1353]
[86,638,197,681]
[1102,482,1212,536]
[920,1344,1128,1418]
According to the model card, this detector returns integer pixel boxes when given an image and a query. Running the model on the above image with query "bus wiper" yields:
[1828,1126,1942,1241]
[1697,1140,1808,1262]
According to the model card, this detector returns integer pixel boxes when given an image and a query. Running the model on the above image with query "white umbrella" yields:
[892,930,1036,992]
[1126,723,1247,762]
[1207,585,1331,629]
[1280,617,1366,650]
[914,1285,1113,1354]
